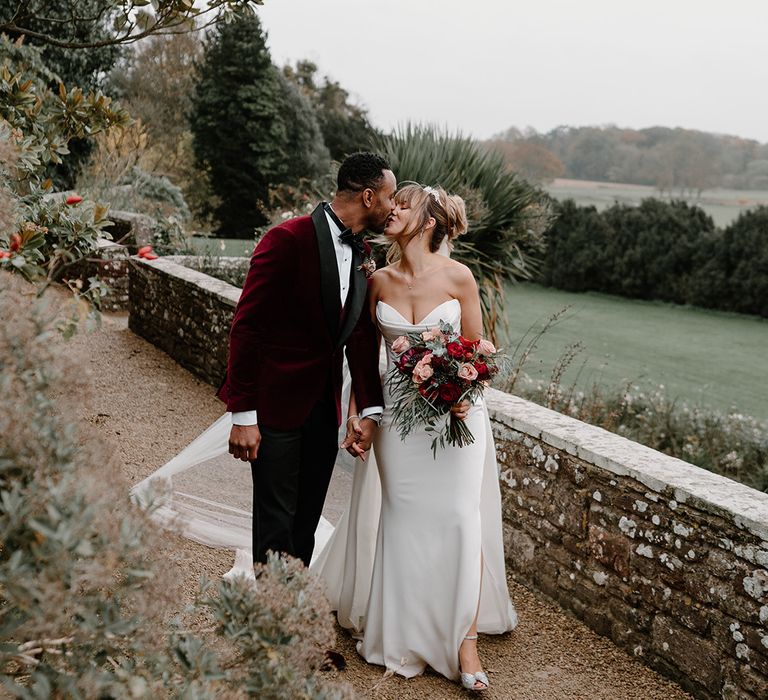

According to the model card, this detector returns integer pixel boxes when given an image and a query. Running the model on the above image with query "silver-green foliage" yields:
[0,276,352,699]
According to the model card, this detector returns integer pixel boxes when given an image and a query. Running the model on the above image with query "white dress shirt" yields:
[232,207,382,426]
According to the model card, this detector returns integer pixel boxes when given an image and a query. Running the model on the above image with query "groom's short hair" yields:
[337,152,391,193]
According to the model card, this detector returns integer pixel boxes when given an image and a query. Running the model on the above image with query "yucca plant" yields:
[376,124,553,342]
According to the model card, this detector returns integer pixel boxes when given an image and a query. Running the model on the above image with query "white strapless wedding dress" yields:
[311,297,517,680]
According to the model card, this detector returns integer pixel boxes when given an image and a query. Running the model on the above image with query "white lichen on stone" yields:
[673,522,692,537]
[645,491,660,502]
[523,477,530,486]
[636,544,653,558]
[500,469,515,487]
[517,496,523,507]
[609,480,617,486]
[593,571,608,586]
[558,513,565,526]
[523,436,534,448]
[592,490,602,502]
[730,622,744,642]
[668,499,677,509]
[619,516,637,538]
[569,572,575,580]
[687,550,696,559]
[719,538,734,551]
[531,444,544,462]
[735,643,750,660]
[652,515,661,525]
[760,605,768,625]
[633,645,643,656]
[675,539,682,549]
[662,642,669,652]
[633,500,648,513]
[544,455,559,473]
[743,570,768,600]
[574,561,582,571]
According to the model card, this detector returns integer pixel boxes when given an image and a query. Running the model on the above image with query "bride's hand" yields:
[450,400,471,422]
[341,414,363,456]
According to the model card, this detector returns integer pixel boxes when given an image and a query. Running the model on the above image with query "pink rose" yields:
[391,336,411,353]
[458,363,479,381]
[412,358,435,384]
[477,339,497,355]
[421,327,442,342]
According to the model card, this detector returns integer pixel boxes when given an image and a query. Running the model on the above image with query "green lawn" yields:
[503,283,768,423]
[544,178,768,227]
[187,236,255,257]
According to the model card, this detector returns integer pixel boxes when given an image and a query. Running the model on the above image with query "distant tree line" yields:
[488,125,768,192]
[540,200,768,318]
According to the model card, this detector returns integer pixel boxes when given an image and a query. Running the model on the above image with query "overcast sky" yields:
[257,0,768,143]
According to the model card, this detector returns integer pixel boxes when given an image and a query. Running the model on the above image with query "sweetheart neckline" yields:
[377,298,460,327]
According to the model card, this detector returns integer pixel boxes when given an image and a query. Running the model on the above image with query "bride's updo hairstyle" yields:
[395,183,468,251]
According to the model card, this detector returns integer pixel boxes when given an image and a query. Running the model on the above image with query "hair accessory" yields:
[423,185,441,205]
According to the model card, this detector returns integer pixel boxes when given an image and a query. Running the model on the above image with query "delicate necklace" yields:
[402,261,439,290]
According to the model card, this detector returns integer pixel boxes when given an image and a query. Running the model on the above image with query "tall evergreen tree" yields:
[190,15,329,237]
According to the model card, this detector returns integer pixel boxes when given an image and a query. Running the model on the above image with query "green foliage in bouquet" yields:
[376,124,554,341]
[0,276,352,699]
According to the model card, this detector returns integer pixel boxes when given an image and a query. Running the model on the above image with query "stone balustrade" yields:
[128,255,768,699]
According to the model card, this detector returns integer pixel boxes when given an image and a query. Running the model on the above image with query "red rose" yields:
[419,383,438,400]
[474,361,490,380]
[0,251,10,259]
[446,342,464,359]
[10,233,21,252]
[65,194,83,205]
[459,336,478,350]
[439,382,462,403]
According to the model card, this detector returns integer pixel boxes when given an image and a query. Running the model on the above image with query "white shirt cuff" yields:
[360,406,383,419]
[232,410,258,426]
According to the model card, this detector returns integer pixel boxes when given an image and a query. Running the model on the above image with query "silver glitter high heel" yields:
[459,635,489,692]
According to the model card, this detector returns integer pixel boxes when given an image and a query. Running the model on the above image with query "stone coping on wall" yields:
[143,256,241,305]
[485,388,768,543]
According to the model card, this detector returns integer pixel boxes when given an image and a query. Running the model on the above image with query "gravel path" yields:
[71,311,693,700]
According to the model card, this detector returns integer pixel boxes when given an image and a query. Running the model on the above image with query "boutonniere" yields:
[357,255,377,279]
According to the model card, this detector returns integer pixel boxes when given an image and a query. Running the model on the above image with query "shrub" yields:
[0,274,353,699]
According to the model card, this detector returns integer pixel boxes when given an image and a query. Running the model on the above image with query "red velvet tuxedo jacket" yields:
[217,203,384,430]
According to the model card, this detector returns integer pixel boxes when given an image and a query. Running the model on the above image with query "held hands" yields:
[341,415,378,458]
[229,424,261,462]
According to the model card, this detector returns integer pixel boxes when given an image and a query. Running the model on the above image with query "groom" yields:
[217,152,396,566]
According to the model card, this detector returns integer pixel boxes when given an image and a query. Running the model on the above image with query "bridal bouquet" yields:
[386,321,507,457]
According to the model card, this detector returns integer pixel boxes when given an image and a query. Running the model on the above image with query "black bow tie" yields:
[339,228,365,256]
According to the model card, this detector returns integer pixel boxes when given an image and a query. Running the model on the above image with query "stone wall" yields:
[485,389,768,700]
[129,256,768,699]
[128,257,238,386]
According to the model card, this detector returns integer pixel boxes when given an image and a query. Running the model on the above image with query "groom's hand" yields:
[229,425,261,462]
[354,417,379,455]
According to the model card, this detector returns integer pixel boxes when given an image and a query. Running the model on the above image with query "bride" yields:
[311,183,517,691]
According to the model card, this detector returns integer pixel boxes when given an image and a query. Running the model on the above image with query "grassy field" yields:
[503,283,768,423]
[187,236,255,257]
[545,178,768,227]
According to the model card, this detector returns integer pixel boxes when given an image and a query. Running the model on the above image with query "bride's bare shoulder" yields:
[441,258,475,282]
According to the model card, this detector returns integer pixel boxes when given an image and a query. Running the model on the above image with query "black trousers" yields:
[250,384,339,566]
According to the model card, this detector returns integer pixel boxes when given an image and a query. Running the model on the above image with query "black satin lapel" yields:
[312,203,341,339]
[337,247,367,349]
